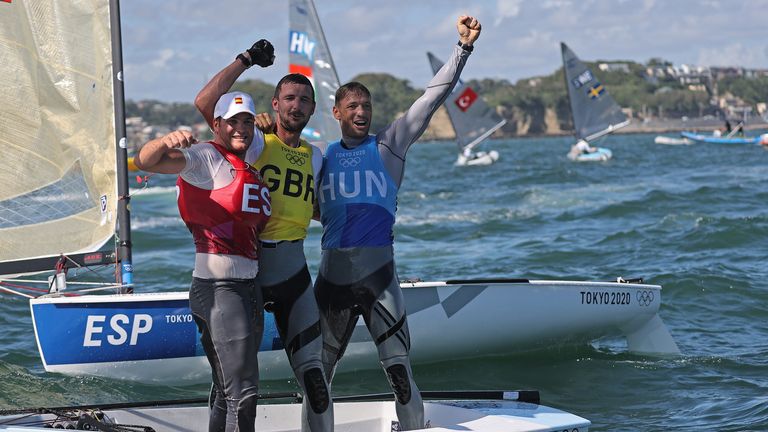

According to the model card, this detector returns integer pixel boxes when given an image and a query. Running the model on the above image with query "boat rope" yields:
[125,173,156,199]
[0,408,155,432]
[0,283,37,299]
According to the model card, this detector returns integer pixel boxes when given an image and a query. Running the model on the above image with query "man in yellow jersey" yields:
[195,40,331,431]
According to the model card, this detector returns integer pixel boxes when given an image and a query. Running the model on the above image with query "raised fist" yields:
[457,15,481,46]
[247,39,275,68]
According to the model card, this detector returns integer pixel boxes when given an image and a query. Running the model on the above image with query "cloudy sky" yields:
[120,0,768,103]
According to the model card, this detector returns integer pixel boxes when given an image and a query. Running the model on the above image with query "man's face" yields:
[333,91,372,139]
[273,82,315,134]
[214,112,255,156]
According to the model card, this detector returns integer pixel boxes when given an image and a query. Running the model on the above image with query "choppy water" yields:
[2,133,768,431]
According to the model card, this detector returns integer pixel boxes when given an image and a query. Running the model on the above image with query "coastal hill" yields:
[125,58,768,146]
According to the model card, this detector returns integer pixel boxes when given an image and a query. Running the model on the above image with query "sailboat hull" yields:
[0,397,591,432]
[680,131,758,145]
[455,150,499,166]
[569,147,612,162]
[30,279,678,384]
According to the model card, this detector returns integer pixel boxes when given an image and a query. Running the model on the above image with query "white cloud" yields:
[494,0,523,26]
[697,44,763,68]
[118,0,768,102]
[149,49,175,70]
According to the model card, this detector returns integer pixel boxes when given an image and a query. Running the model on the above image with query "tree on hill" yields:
[125,59,764,137]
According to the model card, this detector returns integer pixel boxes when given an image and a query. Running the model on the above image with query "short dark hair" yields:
[274,73,315,101]
[335,82,371,106]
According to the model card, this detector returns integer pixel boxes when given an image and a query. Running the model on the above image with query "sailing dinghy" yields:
[0,391,591,432]
[427,52,505,166]
[680,130,761,145]
[1,0,678,390]
[654,135,693,145]
[562,42,629,162]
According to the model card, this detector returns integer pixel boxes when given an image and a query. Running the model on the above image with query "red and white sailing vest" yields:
[177,143,271,260]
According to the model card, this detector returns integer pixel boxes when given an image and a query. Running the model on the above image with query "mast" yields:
[109,0,133,293]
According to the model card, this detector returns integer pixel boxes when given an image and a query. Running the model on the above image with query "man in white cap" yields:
[134,88,272,432]
[195,40,332,431]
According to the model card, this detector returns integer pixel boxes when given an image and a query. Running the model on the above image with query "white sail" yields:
[0,1,120,272]
[289,0,341,145]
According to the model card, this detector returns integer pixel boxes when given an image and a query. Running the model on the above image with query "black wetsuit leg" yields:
[189,277,263,432]
[315,247,424,431]
[259,241,332,431]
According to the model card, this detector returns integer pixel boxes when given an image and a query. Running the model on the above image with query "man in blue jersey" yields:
[315,15,482,431]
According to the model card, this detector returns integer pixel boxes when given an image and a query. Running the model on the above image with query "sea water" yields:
[1,133,767,431]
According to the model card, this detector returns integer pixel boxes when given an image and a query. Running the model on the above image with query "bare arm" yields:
[195,60,249,128]
[195,40,275,128]
[133,130,196,174]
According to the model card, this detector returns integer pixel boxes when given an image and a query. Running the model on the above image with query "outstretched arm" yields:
[133,129,197,174]
[195,60,248,129]
[195,40,276,128]
[381,15,482,157]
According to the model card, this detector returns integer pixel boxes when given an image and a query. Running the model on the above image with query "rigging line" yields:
[67,284,132,294]
[0,280,48,292]
[125,173,155,198]
[59,254,118,286]
[5,279,124,286]
[0,286,35,299]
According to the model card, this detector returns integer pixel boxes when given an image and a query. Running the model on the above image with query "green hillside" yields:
[127,59,758,137]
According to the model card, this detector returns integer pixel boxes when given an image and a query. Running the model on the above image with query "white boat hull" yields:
[0,398,590,432]
[29,279,679,384]
[654,136,692,145]
[455,150,499,166]
[568,147,612,162]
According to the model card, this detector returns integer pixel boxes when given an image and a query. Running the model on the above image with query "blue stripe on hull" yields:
[32,300,282,366]
[680,131,758,145]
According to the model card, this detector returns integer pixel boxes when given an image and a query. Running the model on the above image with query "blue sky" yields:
[121,0,768,103]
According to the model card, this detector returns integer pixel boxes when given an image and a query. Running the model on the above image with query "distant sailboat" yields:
[561,42,629,161]
[427,52,506,166]
[289,0,341,146]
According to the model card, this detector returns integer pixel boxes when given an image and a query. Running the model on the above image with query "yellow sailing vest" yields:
[252,134,316,241]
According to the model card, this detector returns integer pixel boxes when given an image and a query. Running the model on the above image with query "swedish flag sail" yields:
[561,42,629,142]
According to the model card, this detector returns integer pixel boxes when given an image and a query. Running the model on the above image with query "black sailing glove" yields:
[247,39,275,67]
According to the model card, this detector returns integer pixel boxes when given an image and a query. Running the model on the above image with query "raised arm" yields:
[195,40,275,128]
[133,129,197,174]
[380,15,482,155]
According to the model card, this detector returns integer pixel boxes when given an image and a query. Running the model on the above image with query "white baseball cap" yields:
[213,91,256,119]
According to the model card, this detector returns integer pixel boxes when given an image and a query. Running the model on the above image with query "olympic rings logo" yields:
[637,290,654,307]
[339,157,361,168]
[284,153,306,166]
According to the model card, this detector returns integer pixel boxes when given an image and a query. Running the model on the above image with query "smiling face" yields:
[333,90,373,140]
[213,112,255,157]
[272,82,315,134]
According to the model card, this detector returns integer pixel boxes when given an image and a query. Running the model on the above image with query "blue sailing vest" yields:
[319,136,398,249]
